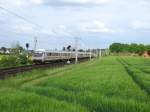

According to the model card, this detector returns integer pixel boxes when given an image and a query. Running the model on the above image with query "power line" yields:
[0,5,42,28]
[0,5,86,51]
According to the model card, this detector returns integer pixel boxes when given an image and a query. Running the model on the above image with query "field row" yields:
[0,56,149,112]
[119,57,150,94]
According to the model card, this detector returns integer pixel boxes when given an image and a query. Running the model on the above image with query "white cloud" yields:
[44,0,110,6]
[12,24,34,34]
[81,20,115,33]
[40,29,55,36]
[90,0,110,4]
[131,20,150,30]
[47,25,73,37]
[0,0,43,7]
[63,0,109,4]
[30,0,43,5]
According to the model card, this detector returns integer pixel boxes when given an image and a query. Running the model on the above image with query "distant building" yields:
[0,48,11,54]
[143,51,150,57]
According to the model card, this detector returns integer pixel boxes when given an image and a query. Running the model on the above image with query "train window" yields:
[51,53,59,56]
[47,53,52,56]
[34,52,43,57]
[62,53,65,56]
[62,53,67,56]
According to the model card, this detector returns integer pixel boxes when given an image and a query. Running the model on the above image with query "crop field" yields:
[0,56,150,112]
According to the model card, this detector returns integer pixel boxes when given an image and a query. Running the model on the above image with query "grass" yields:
[0,56,150,112]
[119,56,150,94]
[0,54,5,60]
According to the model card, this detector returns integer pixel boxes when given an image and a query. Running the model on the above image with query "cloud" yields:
[62,0,109,4]
[44,0,110,7]
[0,0,43,8]
[40,29,55,36]
[30,0,43,5]
[52,25,73,37]
[0,0,110,7]
[12,23,35,34]
[131,20,150,30]
[81,20,115,33]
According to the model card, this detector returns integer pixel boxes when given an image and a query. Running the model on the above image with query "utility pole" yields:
[99,49,102,58]
[75,37,78,64]
[34,37,37,51]
[90,49,92,60]
[96,49,98,59]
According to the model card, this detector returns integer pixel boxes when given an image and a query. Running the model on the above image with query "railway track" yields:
[0,62,66,79]
[0,58,89,80]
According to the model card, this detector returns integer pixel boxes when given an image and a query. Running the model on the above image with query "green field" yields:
[0,56,150,112]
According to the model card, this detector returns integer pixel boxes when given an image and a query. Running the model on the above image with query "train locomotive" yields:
[32,49,95,63]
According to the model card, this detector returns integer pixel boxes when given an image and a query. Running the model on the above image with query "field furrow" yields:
[0,56,150,112]
[119,57,150,95]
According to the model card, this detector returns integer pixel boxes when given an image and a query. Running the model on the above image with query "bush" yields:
[0,54,32,69]
[17,55,28,65]
[0,56,18,68]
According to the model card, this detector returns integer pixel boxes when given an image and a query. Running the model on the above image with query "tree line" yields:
[109,43,150,55]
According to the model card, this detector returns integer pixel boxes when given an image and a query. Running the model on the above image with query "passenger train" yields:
[32,49,95,63]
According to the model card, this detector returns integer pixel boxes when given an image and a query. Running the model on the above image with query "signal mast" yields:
[75,37,79,64]
[34,37,38,51]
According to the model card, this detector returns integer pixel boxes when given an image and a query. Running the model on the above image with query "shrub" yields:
[0,54,32,69]
[0,55,18,68]
[17,55,28,65]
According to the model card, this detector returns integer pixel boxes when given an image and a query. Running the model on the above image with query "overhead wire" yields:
[0,5,88,50]
[0,5,42,28]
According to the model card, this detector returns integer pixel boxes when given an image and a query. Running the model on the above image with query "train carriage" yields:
[32,49,94,63]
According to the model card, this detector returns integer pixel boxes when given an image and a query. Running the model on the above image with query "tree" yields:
[11,41,24,55]
[138,44,146,55]
[146,45,150,51]
[109,43,123,53]
[128,43,138,53]
[109,43,148,55]
[146,45,150,55]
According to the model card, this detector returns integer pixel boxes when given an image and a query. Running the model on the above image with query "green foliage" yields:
[0,57,149,112]
[10,41,24,55]
[119,57,150,94]
[0,55,18,68]
[110,43,147,55]
[110,43,129,53]
[0,54,32,69]
[17,54,28,65]
[0,90,87,112]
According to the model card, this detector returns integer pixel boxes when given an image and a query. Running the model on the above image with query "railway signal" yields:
[67,45,71,51]
[26,43,29,51]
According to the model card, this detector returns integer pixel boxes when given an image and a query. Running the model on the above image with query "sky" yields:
[0,0,150,50]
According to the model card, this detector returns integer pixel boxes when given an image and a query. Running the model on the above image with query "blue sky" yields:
[0,0,150,50]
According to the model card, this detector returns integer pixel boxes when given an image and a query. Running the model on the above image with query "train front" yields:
[32,49,45,63]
